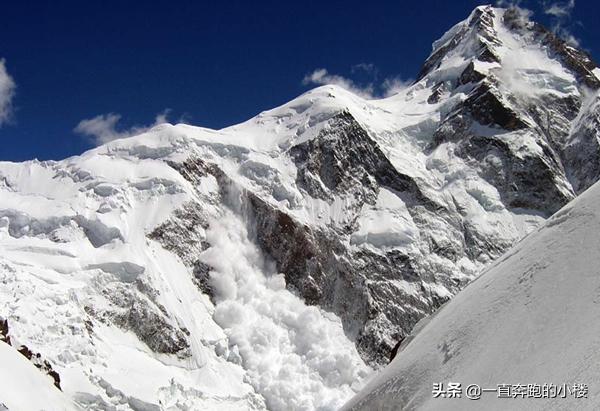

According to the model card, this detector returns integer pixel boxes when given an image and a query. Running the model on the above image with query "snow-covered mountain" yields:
[1,4,600,410]
[342,156,600,411]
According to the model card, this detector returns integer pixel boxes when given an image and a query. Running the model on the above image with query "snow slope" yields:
[343,181,600,410]
[0,341,79,411]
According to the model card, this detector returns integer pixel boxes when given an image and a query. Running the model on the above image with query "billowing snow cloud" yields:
[495,1,534,23]
[381,77,413,97]
[0,59,16,126]
[302,66,411,99]
[495,0,579,47]
[74,109,171,145]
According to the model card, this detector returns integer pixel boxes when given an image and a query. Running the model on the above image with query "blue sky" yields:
[0,0,596,161]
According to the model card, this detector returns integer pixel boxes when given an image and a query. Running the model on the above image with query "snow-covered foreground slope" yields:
[343,181,600,410]
[2,4,600,410]
[0,341,78,411]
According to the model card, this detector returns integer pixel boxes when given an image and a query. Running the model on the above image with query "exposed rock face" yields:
[290,111,438,212]
[564,93,600,193]
[223,5,600,364]
[0,318,9,345]
[343,173,600,411]
[17,344,62,390]
[147,158,222,302]
[111,291,190,356]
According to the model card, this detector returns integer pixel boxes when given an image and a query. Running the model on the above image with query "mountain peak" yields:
[419,5,502,81]
[419,5,599,90]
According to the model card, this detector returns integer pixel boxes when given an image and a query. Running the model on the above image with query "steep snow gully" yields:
[3,4,600,411]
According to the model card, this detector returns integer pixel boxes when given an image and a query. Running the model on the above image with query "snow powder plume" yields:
[199,184,372,411]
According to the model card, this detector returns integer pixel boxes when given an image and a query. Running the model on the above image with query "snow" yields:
[492,9,579,100]
[200,190,371,411]
[351,188,418,249]
[430,19,465,54]
[0,152,267,409]
[0,119,373,409]
[343,180,600,410]
[0,341,79,411]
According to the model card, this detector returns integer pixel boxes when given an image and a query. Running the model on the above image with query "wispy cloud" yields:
[0,59,16,127]
[351,63,377,76]
[74,109,171,146]
[544,0,575,17]
[302,66,411,99]
[543,0,580,46]
[495,0,524,7]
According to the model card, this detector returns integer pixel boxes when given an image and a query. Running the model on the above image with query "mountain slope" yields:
[0,341,78,411]
[342,176,600,411]
[1,4,600,410]
[0,136,370,410]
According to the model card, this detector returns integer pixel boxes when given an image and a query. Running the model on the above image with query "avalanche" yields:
[0,132,372,410]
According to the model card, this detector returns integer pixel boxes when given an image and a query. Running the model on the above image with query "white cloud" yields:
[74,109,171,146]
[74,113,123,145]
[0,59,16,126]
[302,67,411,99]
[302,68,375,99]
